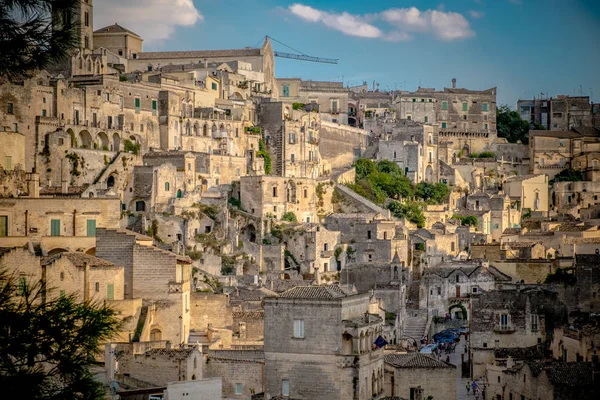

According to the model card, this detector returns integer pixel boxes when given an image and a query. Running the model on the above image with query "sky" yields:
[94,0,600,106]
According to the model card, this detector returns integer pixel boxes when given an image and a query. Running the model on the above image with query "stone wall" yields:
[319,121,369,170]
[190,293,232,331]
[205,350,264,398]
[384,364,456,400]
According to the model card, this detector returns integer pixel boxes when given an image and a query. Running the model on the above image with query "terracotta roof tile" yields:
[278,285,356,299]
[41,252,115,268]
[385,353,455,369]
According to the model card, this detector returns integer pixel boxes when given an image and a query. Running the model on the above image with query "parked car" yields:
[433,331,456,343]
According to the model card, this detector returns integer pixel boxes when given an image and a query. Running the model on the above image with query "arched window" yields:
[150,329,162,341]
[165,182,170,191]
[203,124,208,136]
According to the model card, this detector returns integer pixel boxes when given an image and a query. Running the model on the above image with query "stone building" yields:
[410,227,459,268]
[488,360,596,400]
[504,174,549,215]
[276,79,350,125]
[281,223,342,275]
[105,342,203,387]
[240,176,318,223]
[518,95,594,130]
[259,101,323,178]
[383,353,456,400]
[529,128,600,179]
[470,287,562,378]
[393,80,497,157]
[264,285,385,400]
[0,130,25,171]
[419,260,512,320]
[325,213,409,267]
[41,252,124,302]
[0,177,121,255]
[96,228,192,344]
[552,180,600,217]
[205,349,265,398]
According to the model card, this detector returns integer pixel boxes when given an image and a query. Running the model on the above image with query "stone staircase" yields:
[402,309,428,340]
[132,305,149,342]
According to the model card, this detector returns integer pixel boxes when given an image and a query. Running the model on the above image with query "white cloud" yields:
[288,4,474,42]
[289,3,382,39]
[381,7,475,41]
[469,10,485,19]
[94,0,203,43]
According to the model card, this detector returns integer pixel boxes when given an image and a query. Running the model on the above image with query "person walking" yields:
[471,380,478,395]
[466,381,471,395]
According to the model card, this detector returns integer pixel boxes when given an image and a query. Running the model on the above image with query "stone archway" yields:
[78,130,93,148]
[107,175,116,188]
[112,132,121,151]
[448,303,468,320]
[245,224,257,243]
[48,248,68,256]
[97,132,109,150]
[426,165,433,182]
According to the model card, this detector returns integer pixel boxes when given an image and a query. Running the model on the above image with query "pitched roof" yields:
[145,348,196,359]
[384,353,455,369]
[232,310,264,320]
[137,48,261,60]
[527,361,594,387]
[278,285,356,299]
[529,130,583,138]
[505,174,542,182]
[41,252,115,268]
[494,346,544,359]
[502,228,522,235]
[93,23,141,38]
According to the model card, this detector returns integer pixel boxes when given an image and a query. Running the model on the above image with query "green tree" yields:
[376,159,403,177]
[354,159,377,180]
[0,269,120,399]
[0,0,80,81]
[387,200,425,228]
[549,168,584,184]
[415,182,449,204]
[282,212,298,222]
[496,105,531,144]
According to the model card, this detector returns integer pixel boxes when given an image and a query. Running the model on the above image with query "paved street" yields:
[434,335,483,400]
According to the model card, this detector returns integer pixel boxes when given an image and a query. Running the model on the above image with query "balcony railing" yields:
[493,324,515,333]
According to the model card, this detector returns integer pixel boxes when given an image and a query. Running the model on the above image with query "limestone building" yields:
[264,285,385,400]
[383,353,456,400]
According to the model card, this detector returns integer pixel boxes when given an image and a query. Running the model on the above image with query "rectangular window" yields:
[235,383,242,395]
[152,99,157,116]
[559,140,565,147]
[293,320,304,338]
[290,154,295,163]
[462,102,468,111]
[331,100,339,114]
[84,11,89,26]
[500,313,509,327]
[441,122,447,129]
[407,115,412,120]
[282,84,290,97]
[107,284,114,300]
[50,219,61,236]
[19,276,27,295]
[442,101,448,110]
[273,187,277,197]
[5,156,12,171]
[424,116,428,123]
[135,97,140,113]
[211,82,217,90]
[531,314,539,332]
[86,219,96,237]
[324,243,328,251]
[0,216,7,236]
[7,103,14,114]
[282,380,290,397]
[367,230,372,239]
[483,103,489,112]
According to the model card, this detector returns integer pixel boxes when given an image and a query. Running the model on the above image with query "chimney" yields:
[27,172,40,198]
[506,356,514,369]
[452,78,457,89]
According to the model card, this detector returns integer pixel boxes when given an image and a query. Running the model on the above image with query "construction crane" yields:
[267,36,338,65]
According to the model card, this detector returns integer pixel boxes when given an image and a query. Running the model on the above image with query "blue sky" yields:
[95,0,600,106]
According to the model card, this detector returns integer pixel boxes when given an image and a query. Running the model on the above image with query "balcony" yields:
[493,324,515,333]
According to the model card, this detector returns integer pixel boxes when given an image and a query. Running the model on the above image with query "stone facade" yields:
[383,353,456,400]
[264,286,385,400]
